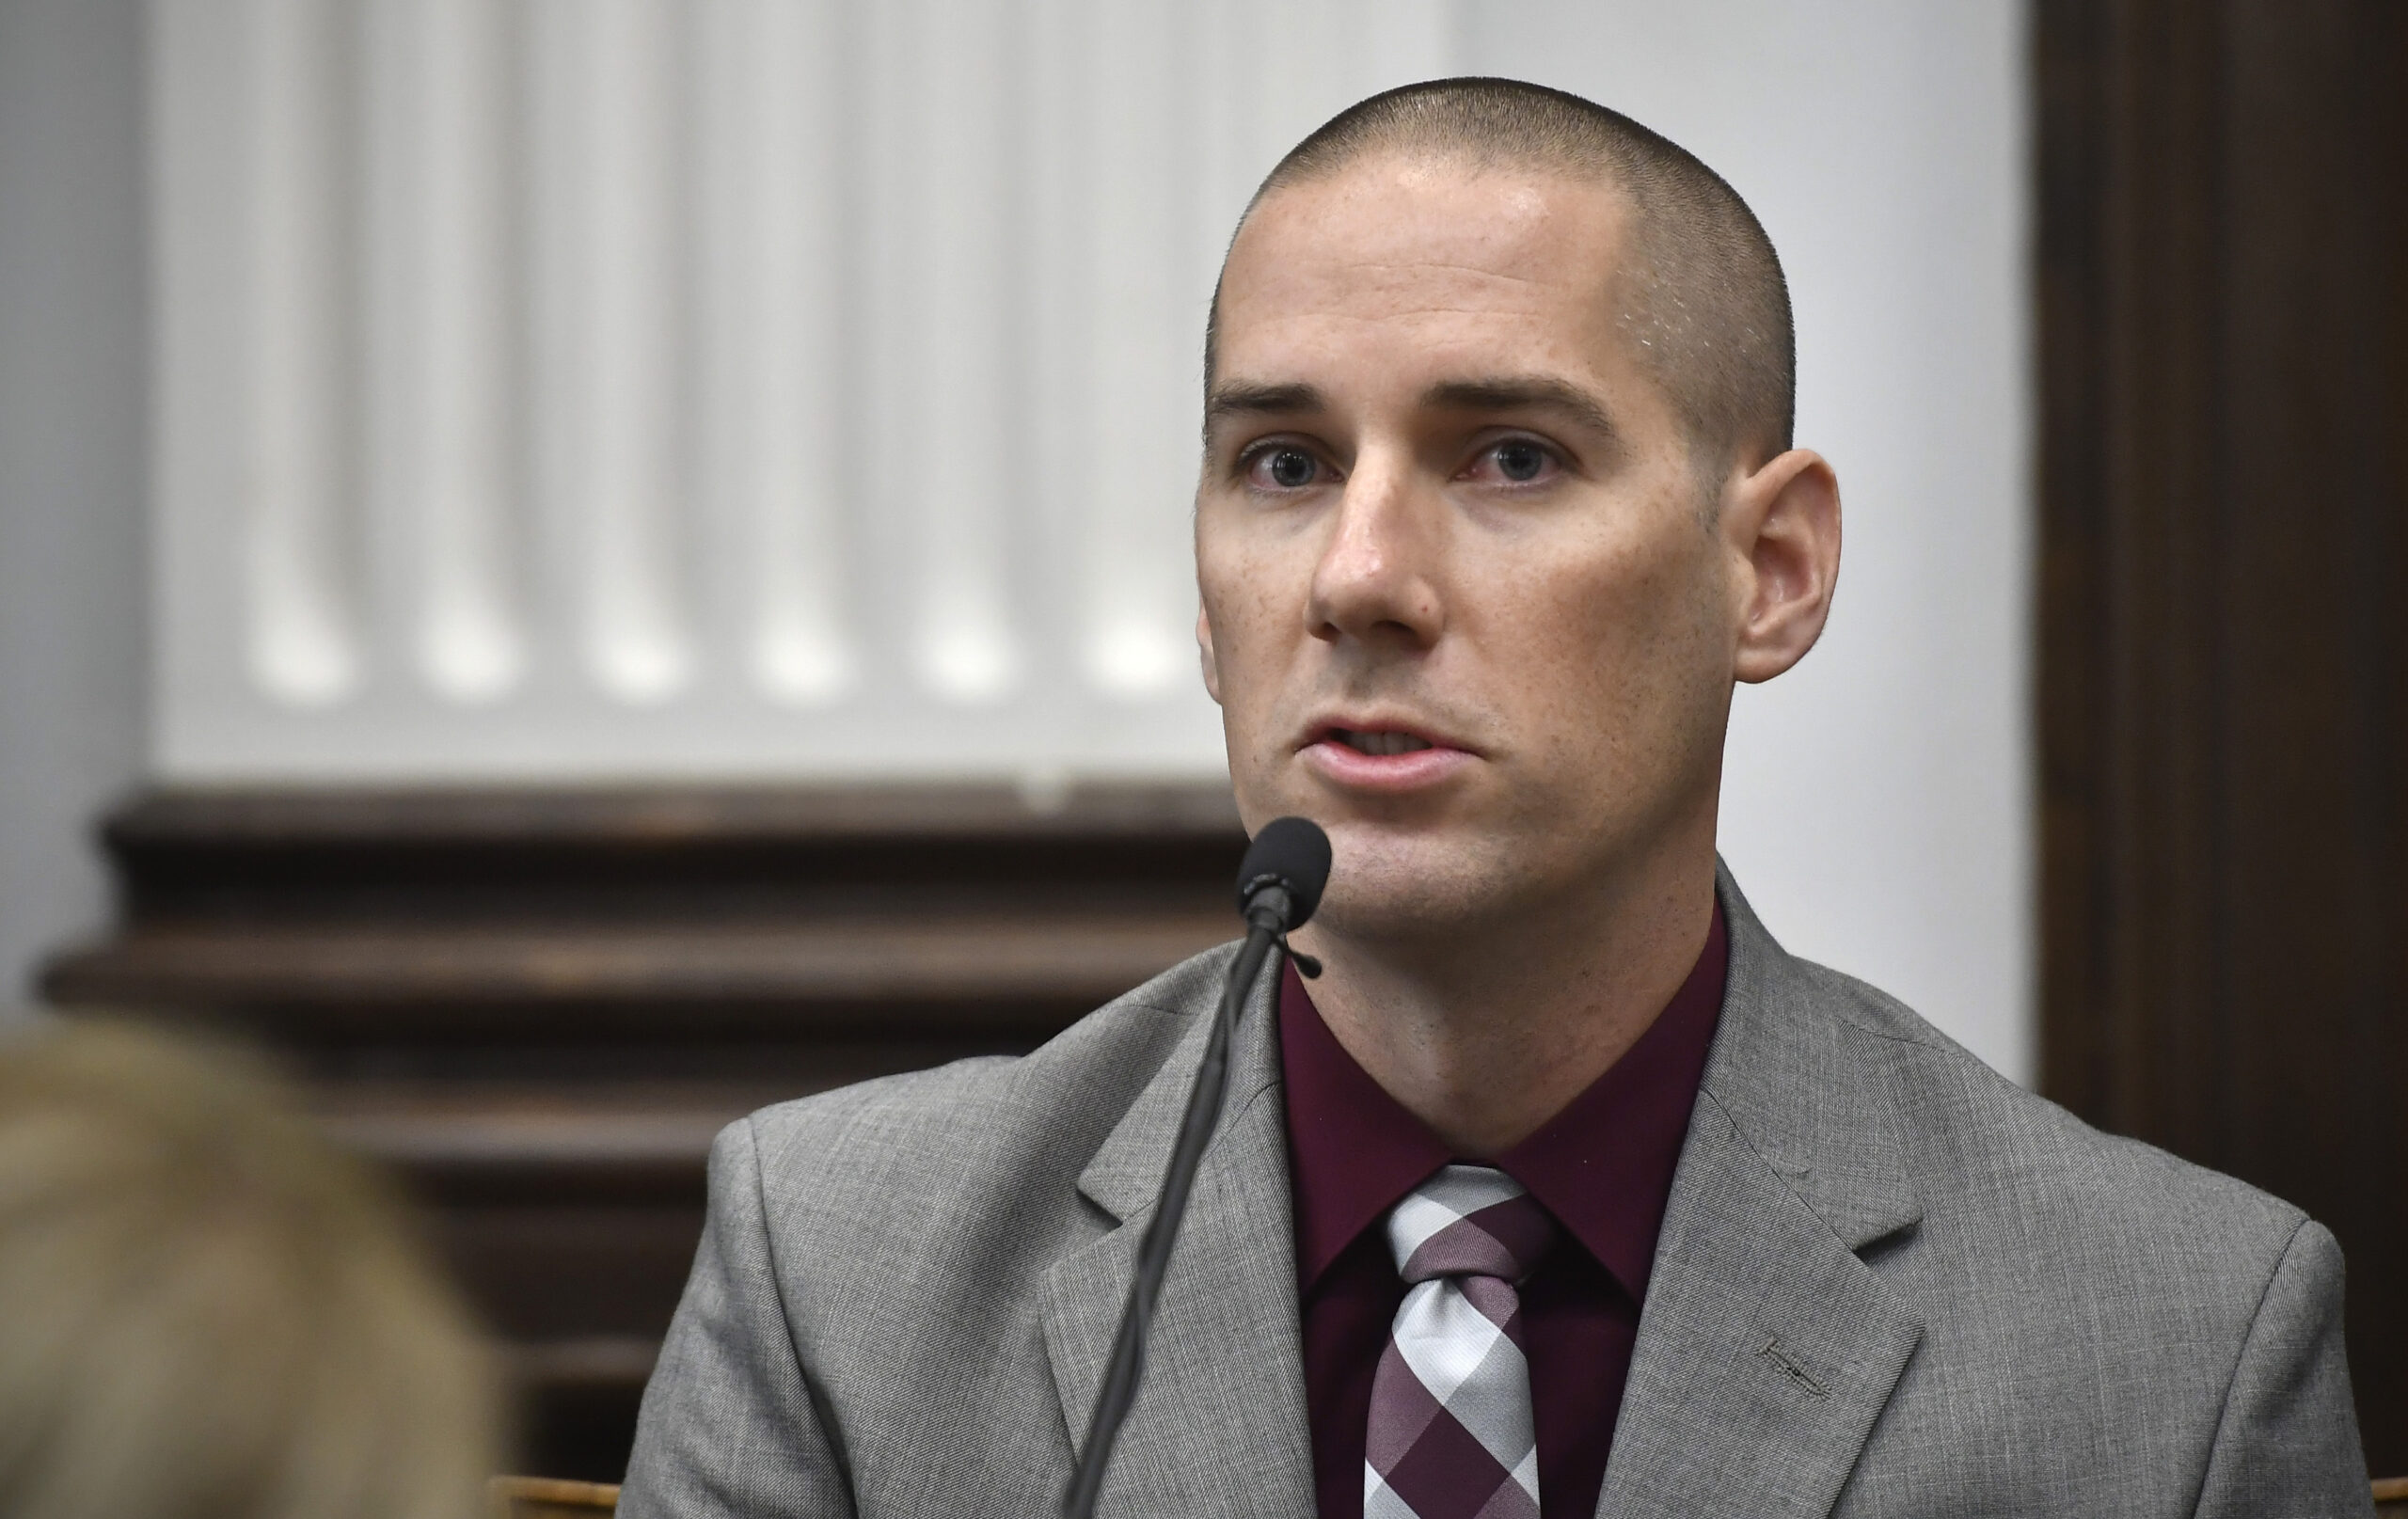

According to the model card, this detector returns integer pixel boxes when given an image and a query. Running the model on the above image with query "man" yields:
[622,80,2370,1518]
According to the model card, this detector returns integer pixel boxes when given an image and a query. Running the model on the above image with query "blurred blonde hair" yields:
[0,1019,502,1519]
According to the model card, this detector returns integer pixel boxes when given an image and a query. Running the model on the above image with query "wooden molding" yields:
[42,781,1245,1038]
[41,782,1247,1480]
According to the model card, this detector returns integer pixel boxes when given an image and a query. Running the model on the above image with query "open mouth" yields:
[1330,728,1435,757]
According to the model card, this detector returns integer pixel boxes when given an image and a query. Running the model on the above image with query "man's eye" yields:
[1491,439,1550,483]
[1249,448,1322,489]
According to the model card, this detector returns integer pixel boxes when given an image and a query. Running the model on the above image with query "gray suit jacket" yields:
[621,871,2372,1517]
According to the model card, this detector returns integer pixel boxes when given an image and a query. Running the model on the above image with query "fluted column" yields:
[243,0,359,707]
[363,0,523,704]
[1079,1,1196,700]
[695,0,855,707]
[870,0,1024,705]
[576,0,691,704]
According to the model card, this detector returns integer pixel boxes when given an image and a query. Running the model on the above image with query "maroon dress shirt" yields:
[1278,901,1727,1519]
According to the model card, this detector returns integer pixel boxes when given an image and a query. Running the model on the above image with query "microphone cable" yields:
[1060,815,1332,1519]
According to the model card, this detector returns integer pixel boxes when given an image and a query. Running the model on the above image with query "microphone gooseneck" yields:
[1061,816,1332,1519]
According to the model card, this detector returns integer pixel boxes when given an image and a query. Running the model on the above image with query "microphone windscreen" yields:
[1234,816,1333,928]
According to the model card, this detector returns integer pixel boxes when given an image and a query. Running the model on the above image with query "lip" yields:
[1298,717,1479,794]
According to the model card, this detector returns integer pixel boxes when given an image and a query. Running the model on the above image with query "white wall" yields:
[0,0,150,1008]
[1461,1,2035,1081]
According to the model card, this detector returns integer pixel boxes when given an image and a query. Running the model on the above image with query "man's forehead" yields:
[1219,155,1635,316]
[1211,155,1643,394]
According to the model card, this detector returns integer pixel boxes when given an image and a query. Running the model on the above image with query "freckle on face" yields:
[1197,157,1733,937]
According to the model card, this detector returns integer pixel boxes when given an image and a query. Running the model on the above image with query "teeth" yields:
[1340,729,1434,756]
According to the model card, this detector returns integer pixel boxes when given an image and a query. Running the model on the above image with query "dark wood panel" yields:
[93,783,1246,923]
[2036,0,2408,1471]
[437,1205,708,1342]
[45,915,1231,1038]
[40,781,1249,1481]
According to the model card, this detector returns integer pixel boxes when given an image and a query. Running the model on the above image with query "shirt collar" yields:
[1278,898,1728,1302]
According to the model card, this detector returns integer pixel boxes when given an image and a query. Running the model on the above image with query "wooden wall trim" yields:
[2036,0,2408,1469]
[40,782,1249,1480]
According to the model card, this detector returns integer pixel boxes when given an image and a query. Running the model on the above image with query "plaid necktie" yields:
[1364,1164,1558,1519]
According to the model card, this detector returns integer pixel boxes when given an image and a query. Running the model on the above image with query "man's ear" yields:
[1722,448,1842,685]
[1196,604,1224,704]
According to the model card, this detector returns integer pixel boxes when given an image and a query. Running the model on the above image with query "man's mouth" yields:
[1301,720,1472,791]
[1329,728,1436,757]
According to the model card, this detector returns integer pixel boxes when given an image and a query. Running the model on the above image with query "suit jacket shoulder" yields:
[738,940,1238,1270]
[1673,875,2368,1517]
[1777,942,2308,1280]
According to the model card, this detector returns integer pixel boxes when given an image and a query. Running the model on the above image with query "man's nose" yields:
[1306,450,1446,650]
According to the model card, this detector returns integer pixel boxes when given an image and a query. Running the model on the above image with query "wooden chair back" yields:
[489,1476,619,1519]
[2374,1477,2408,1516]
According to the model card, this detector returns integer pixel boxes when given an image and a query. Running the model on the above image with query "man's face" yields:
[1196,154,1742,940]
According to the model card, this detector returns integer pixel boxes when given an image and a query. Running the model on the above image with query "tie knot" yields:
[1386,1164,1556,1286]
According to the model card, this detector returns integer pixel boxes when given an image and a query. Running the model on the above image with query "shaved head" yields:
[1209,77,1794,481]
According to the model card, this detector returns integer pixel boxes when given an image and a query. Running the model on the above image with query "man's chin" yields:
[1304,827,1529,941]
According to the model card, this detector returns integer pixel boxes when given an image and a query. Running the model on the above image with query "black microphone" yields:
[1061,816,1333,1519]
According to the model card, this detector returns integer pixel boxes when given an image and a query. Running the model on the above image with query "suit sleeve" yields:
[619,1117,857,1519]
[2191,1219,2374,1519]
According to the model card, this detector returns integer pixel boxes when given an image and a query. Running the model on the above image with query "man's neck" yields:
[1291,845,1719,1158]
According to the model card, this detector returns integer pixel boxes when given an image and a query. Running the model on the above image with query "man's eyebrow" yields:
[1204,382,1328,428]
[1420,377,1617,436]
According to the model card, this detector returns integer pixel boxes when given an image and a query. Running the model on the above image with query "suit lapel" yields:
[1596,869,1925,1519]
[1040,956,1315,1518]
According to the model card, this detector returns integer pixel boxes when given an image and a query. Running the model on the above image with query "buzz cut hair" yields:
[1207,77,1796,479]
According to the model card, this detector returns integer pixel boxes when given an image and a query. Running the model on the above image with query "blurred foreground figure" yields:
[0,1021,501,1519]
